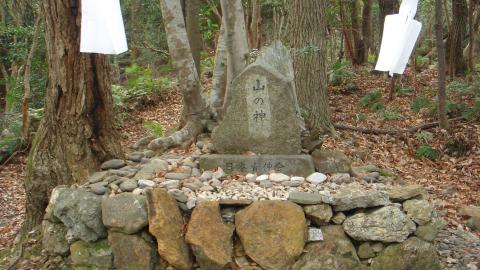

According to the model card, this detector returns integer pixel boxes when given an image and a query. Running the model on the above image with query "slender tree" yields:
[24,0,123,229]
[435,0,449,129]
[448,0,468,76]
[288,0,334,135]
[185,0,202,77]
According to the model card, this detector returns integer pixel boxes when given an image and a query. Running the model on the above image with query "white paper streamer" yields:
[375,0,422,76]
[80,0,128,55]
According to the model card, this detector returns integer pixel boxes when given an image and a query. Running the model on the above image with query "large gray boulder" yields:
[292,225,366,270]
[331,187,390,211]
[102,193,148,234]
[52,189,106,242]
[343,206,416,243]
[371,237,442,270]
[403,199,433,225]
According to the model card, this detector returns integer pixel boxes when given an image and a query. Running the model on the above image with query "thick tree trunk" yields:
[448,0,468,76]
[339,0,355,64]
[288,0,334,135]
[220,0,249,112]
[185,0,202,77]
[149,0,208,152]
[435,0,449,129]
[24,0,123,229]
[249,0,261,49]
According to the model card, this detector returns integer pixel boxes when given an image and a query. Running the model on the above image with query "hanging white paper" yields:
[375,0,422,76]
[80,0,128,55]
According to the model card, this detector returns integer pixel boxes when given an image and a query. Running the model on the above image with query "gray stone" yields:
[126,152,144,162]
[307,227,324,242]
[388,184,425,202]
[415,223,439,242]
[101,159,126,170]
[163,180,180,190]
[269,173,290,182]
[304,204,333,226]
[138,179,155,188]
[259,180,273,188]
[200,170,214,181]
[306,172,327,184]
[332,212,347,225]
[52,189,106,242]
[311,149,352,174]
[168,189,188,203]
[331,173,352,184]
[358,242,375,259]
[343,206,416,243]
[102,193,148,234]
[70,240,113,269]
[371,237,442,270]
[88,171,110,184]
[292,225,365,270]
[44,187,68,223]
[212,48,302,155]
[119,179,138,192]
[288,191,333,205]
[134,158,168,180]
[164,172,191,180]
[331,187,390,211]
[89,183,107,195]
[42,220,69,255]
[199,154,315,177]
[133,135,155,149]
[403,199,433,225]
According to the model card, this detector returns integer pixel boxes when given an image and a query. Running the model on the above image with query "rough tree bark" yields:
[435,0,449,129]
[249,0,261,49]
[288,0,334,135]
[448,0,468,76]
[220,0,249,112]
[350,0,365,64]
[149,0,208,152]
[24,0,123,229]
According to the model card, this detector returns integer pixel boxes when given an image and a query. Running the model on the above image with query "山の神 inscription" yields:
[246,76,271,137]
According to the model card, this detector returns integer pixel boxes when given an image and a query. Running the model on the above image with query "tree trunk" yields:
[362,0,373,62]
[24,0,123,229]
[448,0,468,76]
[467,0,475,73]
[209,23,228,116]
[148,0,208,152]
[435,0,449,129]
[22,14,41,140]
[249,0,261,49]
[220,0,249,112]
[350,0,365,64]
[288,0,334,135]
[185,0,202,77]
[0,67,6,115]
[339,0,355,63]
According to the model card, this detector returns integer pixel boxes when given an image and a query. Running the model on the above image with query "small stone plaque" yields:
[199,154,315,177]
[308,227,324,242]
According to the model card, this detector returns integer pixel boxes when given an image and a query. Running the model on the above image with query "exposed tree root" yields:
[334,117,464,135]
[147,118,204,152]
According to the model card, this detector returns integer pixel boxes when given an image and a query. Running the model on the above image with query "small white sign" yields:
[80,0,128,55]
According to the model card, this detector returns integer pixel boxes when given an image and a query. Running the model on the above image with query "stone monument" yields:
[201,42,314,176]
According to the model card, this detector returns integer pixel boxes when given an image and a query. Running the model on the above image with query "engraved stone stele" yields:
[212,41,302,155]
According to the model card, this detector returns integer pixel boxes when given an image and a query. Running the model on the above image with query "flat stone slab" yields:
[199,155,314,177]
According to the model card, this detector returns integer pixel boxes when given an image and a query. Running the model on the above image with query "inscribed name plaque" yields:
[199,155,314,177]
[212,60,302,155]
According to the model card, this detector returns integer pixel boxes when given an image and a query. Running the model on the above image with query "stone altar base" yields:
[199,154,315,177]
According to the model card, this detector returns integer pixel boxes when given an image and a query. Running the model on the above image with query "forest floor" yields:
[0,66,479,263]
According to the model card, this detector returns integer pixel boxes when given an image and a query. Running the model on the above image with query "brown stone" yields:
[218,199,253,206]
[146,189,192,270]
[108,231,166,270]
[304,204,333,226]
[388,184,425,202]
[235,201,307,270]
[186,202,234,270]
